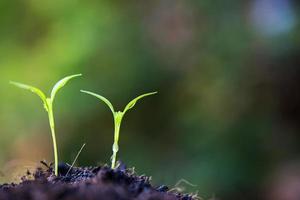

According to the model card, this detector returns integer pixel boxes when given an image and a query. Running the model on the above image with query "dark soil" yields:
[0,162,195,200]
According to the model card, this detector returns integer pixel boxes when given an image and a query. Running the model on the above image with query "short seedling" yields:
[80,90,157,169]
[10,74,82,175]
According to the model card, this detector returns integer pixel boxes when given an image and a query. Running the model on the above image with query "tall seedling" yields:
[10,74,82,175]
[80,90,157,169]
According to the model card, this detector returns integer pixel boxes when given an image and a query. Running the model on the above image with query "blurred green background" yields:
[0,0,300,199]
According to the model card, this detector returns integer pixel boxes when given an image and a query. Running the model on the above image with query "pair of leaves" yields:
[80,90,157,119]
[10,74,82,111]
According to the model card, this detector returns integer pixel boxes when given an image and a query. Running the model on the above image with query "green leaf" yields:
[10,81,47,104]
[80,90,115,114]
[50,74,82,101]
[123,92,157,114]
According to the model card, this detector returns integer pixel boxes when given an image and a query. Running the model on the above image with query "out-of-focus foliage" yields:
[0,0,299,199]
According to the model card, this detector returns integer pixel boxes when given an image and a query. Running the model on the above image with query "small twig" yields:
[40,160,50,169]
[168,179,198,193]
[175,179,197,188]
[65,143,86,177]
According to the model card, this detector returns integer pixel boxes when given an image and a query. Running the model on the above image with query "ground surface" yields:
[0,162,194,200]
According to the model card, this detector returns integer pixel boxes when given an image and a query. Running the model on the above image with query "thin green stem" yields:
[111,115,122,169]
[47,101,58,175]
[111,150,117,169]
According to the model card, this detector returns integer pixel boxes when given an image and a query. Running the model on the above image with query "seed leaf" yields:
[123,92,157,114]
[80,90,115,114]
[10,81,47,104]
[51,74,82,101]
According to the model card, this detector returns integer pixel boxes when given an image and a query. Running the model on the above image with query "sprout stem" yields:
[111,117,121,169]
[47,101,58,175]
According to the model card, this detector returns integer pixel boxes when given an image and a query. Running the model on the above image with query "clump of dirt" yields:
[0,162,195,200]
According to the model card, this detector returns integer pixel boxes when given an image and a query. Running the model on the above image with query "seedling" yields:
[10,74,82,175]
[80,90,157,169]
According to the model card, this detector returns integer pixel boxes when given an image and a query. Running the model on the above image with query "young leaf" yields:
[123,92,157,114]
[9,81,47,104]
[51,74,82,101]
[80,90,115,114]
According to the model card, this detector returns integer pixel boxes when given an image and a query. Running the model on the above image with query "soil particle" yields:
[0,162,194,200]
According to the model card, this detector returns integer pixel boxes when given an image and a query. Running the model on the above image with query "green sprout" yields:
[10,74,82,175]
[80,90,157,169]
